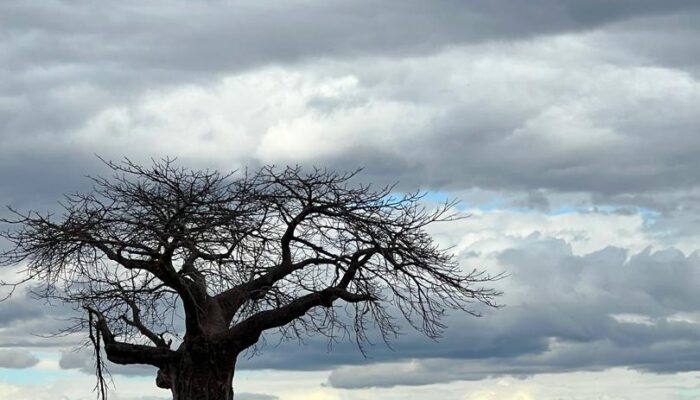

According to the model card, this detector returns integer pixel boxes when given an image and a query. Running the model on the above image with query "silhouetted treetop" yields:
[0,159,500,400]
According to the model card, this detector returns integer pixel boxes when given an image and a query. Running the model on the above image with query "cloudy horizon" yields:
[2,1,700,399]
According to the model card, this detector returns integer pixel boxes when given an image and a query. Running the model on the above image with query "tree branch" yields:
[226,286,376,350]
[119,297,171,348]
[85,307,176,368]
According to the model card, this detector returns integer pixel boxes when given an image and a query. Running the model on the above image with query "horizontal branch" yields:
[226,286,376,350]
[86,307,176,368]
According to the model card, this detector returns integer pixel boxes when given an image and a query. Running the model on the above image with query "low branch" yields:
[85,307,176,367]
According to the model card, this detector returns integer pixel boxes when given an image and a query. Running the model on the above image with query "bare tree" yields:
[0,159,500,400]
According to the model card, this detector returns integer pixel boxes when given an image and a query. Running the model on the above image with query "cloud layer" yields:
[2,1,700,203]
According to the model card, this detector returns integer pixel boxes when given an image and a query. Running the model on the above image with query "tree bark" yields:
[157,340,237,400]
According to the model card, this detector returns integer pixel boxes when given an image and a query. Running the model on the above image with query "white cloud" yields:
[66,66,435,169]
[610,313,656,326]
[429,207,658,257]
[257,97,431,162]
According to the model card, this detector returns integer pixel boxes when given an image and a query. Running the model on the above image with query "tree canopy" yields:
[0,159,500,400]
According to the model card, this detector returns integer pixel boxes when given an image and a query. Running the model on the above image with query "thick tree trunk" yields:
[170,361,235,400]
[156,341,237,400]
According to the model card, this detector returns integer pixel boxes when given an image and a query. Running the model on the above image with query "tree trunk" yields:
[157,342,237,400]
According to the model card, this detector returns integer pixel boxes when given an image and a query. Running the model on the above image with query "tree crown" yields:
[0,159,500,397]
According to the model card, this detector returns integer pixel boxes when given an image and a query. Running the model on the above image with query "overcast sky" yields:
[2,1,700,399]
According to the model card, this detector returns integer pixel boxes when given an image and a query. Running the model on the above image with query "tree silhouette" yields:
[0,159,500,400]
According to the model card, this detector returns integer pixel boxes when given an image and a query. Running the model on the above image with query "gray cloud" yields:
[59,350,157,376]
[322,240,700,388]
[0,349,39,368]
[1,1,700,210]
[1,0,697,135]
[0,287,81,348]
[5,1,694,78]
[323,58,700,197]
[57,350,88,370]
[0,294,44,324]
[234,236,700,386]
